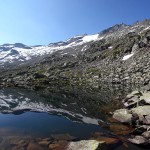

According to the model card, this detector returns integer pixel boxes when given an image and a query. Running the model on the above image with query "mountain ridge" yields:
[0,19,150,89]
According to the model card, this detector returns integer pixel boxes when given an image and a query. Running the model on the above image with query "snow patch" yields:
[122,53,134,60]
[108,46,113,49]
[82,34,99,42]
[143,26,150,31]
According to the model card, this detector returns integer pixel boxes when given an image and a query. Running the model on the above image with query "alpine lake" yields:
[0,84,145,150]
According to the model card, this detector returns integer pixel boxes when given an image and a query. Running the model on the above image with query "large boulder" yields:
[113,109,132,123]
[131,106,150,124]
[140,92,150,104]
[66,140,105,150]
[128,136,147,145]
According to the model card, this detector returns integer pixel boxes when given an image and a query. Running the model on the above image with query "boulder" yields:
[128,136,147,145]
[123,96,144,108]
[131,106,150,124]
[126,91,141,99]
[140,92,150,104]
[51,134,76,141]
[66,140,105,150]
[113,109,132,123]
[131,125,150,135]
[142,131,150,139]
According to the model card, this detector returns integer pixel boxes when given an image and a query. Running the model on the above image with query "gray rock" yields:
[131,106,150,123]
[142,131,150,139]
[123,96,144,108]
[126,91,141,99]
[128,136,147,145]
[144,115,150,124]
[113,109,132,123]
[140,92,150,104]
[67,140,105,150]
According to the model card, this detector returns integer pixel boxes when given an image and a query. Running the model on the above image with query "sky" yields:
[0,0,150,46]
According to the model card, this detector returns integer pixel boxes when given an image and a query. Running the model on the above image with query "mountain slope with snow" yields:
[0,19,150,69]
[0,19,150,89]
[0,34,103,69]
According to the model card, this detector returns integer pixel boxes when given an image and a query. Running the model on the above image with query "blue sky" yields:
[0,0,150,45]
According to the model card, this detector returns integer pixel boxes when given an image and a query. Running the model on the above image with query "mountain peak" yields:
[100,23,129,35]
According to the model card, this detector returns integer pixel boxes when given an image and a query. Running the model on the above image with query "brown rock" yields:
[51,134,76,141]
[96,137,119,145]
[107,117,119,123]
[49,143,60,149]
[110,124,133,135]
[38,140,50,146]
[49,141,68,150]
[8,136,29,147]
[27,142,47,150]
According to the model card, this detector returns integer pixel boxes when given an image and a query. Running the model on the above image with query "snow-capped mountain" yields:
[0,34,103,69]
[0,19,150,69]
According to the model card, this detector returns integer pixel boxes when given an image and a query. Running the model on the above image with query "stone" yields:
[140,92,150,104]
[8,137,29,147]
[113,109,132,123]
[66,140,105,150]
[126,91,141,99]
[128,136,147,145]
[38,140,50,146]
[109,124,133,135]
[131,106,150,123]
[96,137,120,145]
[48,140,68,150]
[51,134,76,141]
[144,115,150,124]
[49,143,60,150]
[27,142,47,150]
[142,131,150,139]
[123,96,144,108]
[132,125,150,135]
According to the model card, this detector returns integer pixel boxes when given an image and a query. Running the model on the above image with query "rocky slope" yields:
[0,19,150,89]
[112,89,150,147]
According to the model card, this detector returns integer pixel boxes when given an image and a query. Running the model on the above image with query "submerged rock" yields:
[51,134,76,141]
[27,142,47,150]
[109,124,133,135]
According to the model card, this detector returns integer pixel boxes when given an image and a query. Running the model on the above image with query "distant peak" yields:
[100,23,129,35]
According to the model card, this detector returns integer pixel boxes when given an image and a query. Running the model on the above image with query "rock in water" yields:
[66,140,105,150]
[113,109,132,123]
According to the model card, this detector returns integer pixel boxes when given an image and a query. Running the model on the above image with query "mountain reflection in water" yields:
[0,85,135,138]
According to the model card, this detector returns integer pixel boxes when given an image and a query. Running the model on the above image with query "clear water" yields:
[0,85,146,150]
[0,86,120,139]
[0,112,103,138]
